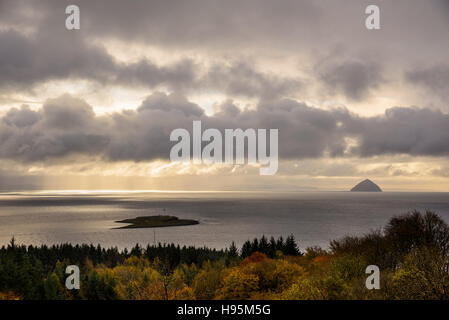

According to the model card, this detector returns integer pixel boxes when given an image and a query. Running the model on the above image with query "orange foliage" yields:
[241,252,268,266]
[312,255,331,266]
[0,291,21,300]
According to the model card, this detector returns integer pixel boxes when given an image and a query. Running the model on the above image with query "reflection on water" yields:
[0,191,449,250]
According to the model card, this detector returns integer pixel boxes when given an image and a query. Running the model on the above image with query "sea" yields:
[0,191,448,251]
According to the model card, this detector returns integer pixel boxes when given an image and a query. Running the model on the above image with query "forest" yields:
[1,210,449,300]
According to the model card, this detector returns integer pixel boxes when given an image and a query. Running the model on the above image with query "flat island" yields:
[113,215,199,229]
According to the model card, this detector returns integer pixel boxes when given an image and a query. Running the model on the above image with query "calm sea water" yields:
[0,191,448,250]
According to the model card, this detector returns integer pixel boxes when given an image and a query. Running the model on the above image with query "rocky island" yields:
[113,215,199,229]
[350,179,382,192]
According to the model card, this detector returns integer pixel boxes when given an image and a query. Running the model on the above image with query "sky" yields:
[0,0,448,191]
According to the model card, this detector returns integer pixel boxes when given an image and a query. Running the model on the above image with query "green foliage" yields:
[43,273,66,300]
[82,269,118,300]
[191,262,223,299]
[388,246,449,299]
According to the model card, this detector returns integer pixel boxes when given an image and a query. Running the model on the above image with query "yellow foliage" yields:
[239,254,305,293]
[0,291,21,300]
[174,286,195,300]
[217,268,259,299]
[192,268,222,299]
[280,277,324,300]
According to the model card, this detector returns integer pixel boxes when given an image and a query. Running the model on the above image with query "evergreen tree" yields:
[228,242,238,258]
[268,237,277,258]
[285,235,301,256]
[241,240,252,258]
[259,236,269,255]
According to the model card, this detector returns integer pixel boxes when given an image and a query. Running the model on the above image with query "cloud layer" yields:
[1,93,448,163]
[2,0,449,106]
[0,0,448,190]
[0,29,301,99]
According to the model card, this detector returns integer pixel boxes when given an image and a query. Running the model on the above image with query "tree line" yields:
[0,235,300,299]
[2,211,449,300]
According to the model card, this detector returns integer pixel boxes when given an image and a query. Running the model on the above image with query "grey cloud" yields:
[3,105,41,128]
[0,28,299,99]
[3,0,448,105]
[4,0,448,63]
[41,95,97,130]
[0,95,109,162]
[105,92,205,161]
[0,93,448,163]
[0,29,116,89]
[137,92,203,116]
[25,0,449,57]
[115,59,197,91]
[200,62,301,99]
[346,107,449,157]
[40,0,322,50]
[319,60,383,100]
[406,65,449,100]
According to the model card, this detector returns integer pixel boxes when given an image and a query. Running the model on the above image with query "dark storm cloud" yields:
[0,93,448,163]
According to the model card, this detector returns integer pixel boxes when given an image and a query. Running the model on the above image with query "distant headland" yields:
[113,215,199,229]
[350,179,382,192]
